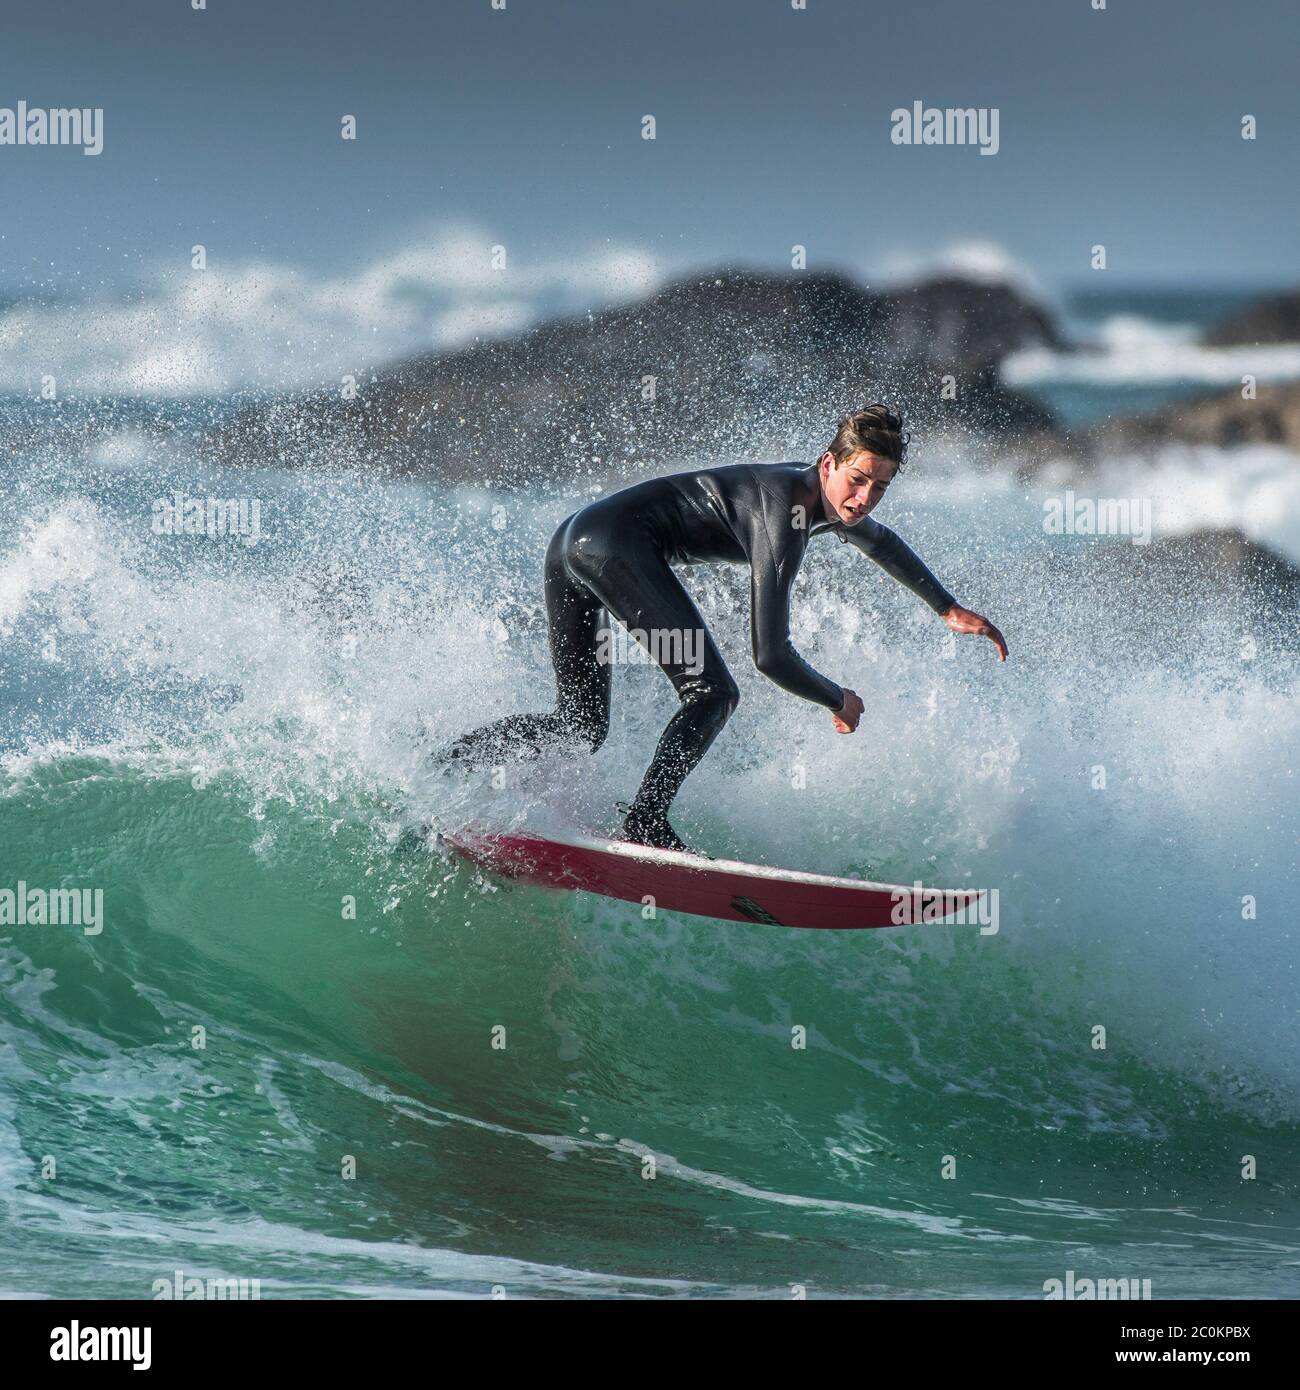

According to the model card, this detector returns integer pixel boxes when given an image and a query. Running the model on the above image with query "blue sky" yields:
[0,0,1296,393]
[3,0,1297,284]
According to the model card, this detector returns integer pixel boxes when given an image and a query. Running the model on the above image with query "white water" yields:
[1,439,1296,1129]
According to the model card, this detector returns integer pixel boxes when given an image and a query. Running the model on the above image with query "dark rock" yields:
[1042,528,1300,665]
[1084,380,1300,457]
[199,269,1062,483]
[1105,527,1300,595]
[1202,289,1300,346]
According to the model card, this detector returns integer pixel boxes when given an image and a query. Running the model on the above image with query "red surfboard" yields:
[442,826,983,931]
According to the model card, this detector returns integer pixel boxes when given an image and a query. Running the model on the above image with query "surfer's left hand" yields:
[943,604,1008,661]
[831,688,864,733]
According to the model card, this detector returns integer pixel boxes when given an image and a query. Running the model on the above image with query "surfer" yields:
[441,405,1007,852]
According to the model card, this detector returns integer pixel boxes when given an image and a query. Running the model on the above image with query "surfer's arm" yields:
[840,519,1008,660]
[837,517,957,615]
[748,542,843,709]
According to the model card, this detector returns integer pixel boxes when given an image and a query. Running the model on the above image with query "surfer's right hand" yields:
[832,688,864,734]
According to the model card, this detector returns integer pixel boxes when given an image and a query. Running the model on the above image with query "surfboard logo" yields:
[730,895,784,927]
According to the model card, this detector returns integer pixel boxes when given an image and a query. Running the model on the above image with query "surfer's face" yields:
[819,450,898,526]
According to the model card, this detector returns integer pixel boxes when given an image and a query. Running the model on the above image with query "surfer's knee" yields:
[682,670,739,725]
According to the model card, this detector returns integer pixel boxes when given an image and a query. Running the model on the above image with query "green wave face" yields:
[3,752,1298,1300]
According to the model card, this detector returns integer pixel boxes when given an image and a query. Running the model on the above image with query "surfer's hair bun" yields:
[825,404,911,470]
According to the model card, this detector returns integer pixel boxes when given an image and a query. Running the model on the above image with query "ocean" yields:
[1006,282,1300,426]
[2,289,1299,1299]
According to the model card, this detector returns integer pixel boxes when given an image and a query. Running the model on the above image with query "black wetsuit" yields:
[444,462,956,844]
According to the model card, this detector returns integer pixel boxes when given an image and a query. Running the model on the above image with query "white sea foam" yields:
[1029,443,1300,565]
[1004,313,1300,386]
[0,225,662,397]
